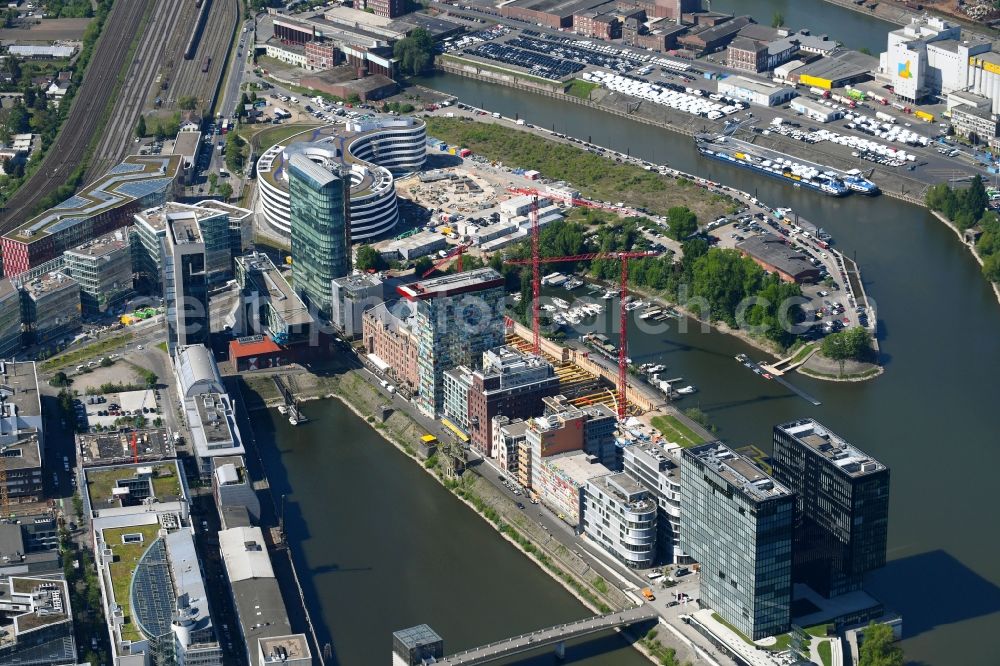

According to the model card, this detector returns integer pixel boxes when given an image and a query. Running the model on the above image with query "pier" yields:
[394,606,658,665]
[272,375,307,424]
[739,356,822,406]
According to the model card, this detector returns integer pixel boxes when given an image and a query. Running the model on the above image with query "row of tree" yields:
[925,176,1000,282]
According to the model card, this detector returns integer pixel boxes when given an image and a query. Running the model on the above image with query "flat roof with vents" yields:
[777,418,886,478]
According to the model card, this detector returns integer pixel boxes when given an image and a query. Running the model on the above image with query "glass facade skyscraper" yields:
[680,442,794,640]
[771,419,890,598]
[289,153,350,320]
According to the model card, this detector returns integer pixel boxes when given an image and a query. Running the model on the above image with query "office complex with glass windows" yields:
[164,215,210,355]
[680,442,795,640]
[397,268,505,418]
[771,419,890,598]
[62,231,133,315]
[289,153,351,320]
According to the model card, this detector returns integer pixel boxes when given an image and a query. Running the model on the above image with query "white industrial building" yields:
[877,15,1000,112]
[791,97,843,123]
[718,76,796,107]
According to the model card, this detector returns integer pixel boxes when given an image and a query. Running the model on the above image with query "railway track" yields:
[0,0,152,235]
[88,0,197,179]
[170,0,239,114]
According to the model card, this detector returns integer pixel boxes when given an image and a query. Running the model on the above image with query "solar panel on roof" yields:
[52,195,90,210]
[131,537,174,639]
[108,162,145,175]
[117,178,172,199]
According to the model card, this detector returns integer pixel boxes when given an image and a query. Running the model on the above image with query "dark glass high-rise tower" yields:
[772,419,890,598]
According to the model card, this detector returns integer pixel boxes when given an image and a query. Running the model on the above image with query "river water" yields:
[410,66,1000,664]
[258,2,1000,664]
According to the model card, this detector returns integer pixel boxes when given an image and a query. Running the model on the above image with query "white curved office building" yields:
[256,116,425,241]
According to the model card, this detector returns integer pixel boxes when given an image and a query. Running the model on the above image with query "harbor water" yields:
[249,403,651,665]
[412,24,1000,663]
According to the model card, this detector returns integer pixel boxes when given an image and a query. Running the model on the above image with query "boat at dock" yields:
[564,277,584,290]
[675,385,697,395]
[552,297,570,309]
[695,134,872,197]
[640,308,662,320]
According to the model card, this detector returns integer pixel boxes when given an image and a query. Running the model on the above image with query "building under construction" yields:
[76,428,174,468]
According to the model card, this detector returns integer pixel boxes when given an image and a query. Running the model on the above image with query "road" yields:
[0,0,153,234]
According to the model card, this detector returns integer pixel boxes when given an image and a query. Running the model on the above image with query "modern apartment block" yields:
[491,415,529,475]
[289,153,351,320]
[468,347,559,456]
[397,268,505,418]
[164,213,210,354]
[521,397,617,490]
[0,278,21,357]
[0,362,44,502]
[331,272,383,338]
[680,442,795,640]
[20,272,80,347]
[234,252,314,347]
[583,472,658,568]
[622,440,684,563]
[771,419,890,598]
[544,395,617,468]
[0,573,77,666]
[362,300,419,393]
[62,230,133,315]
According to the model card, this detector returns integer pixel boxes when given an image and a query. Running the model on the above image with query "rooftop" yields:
[135,201,225,234]
[332,272,383,295]
[794,49,876,83]
[194,393,236,444]
[170,131,202,161]
[194,199,253,220]
[396,267,503,301]
[0,361,41,418]
[85,462,185,508]
[260,635,312,664]
[777,418,886,477]
[64,230,130,261]
[502,0,612,19]
[687,442,792,501]
[77,428,174,467]
[722,75,792,95]
[0,574,71,636]
[235,253,314,328]
[545,450,610,487]
[21,272,78,301]
[590,471,656,512]
[736,233,820,280]
[5,155,180,244]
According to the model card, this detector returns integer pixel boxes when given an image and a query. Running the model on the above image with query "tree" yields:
[859,47,873,56]
[100,356,114,367]
[355,244,385,271]
[413,255,433,275]
[49,371,71,387]
[964,174,988,221]
[666,206,698,240]
[821,326,872,374]
[858,623,903,666]
[393,27,434,76]
[772,11,785,27]
[225,131,246,173]
[178,95,198,111]
[218,181,233,200]
[143,371,158,388]
[983,252,1000,283]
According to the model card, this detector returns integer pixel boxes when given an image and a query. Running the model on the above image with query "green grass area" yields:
[103,523,163,642]
[788,341,818,365]
[818,640,832,666]
[651,414,706,448]
[711,613,794,652]
[40,332,134,371]
[155,341,167,353]
[805,623,833,637]
[86,464,178,506]
[423,117,734,220]
[565,78,600,99]
[799,365,882,380]
[150,465,182,499]
[440,54,561,86]
[244,122,322,152]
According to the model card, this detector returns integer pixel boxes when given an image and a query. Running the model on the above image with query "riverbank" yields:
[241,367,694,665]
[931,210,1000,306]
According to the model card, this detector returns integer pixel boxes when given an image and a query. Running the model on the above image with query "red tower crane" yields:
[421,242,472,278]
[505,250,659,419]
[130,431,139,465]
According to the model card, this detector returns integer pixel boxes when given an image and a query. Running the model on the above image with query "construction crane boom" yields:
[422,242,472,278]
[505,250,660,419]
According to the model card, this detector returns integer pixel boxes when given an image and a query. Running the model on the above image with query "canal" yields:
[250,403,652,665]
[410,3,1000,656]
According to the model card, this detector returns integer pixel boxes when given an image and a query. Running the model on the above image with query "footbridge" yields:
[406,606,658,665]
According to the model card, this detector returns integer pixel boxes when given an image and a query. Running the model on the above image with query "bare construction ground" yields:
[0,18,92,42]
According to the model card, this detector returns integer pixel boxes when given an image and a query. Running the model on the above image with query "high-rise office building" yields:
[397,268,505,418]
[289,153,351,320]
[164,214,210,354]
[771,419,890,598]
[681,442,795,640]
[63,230,133,315]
